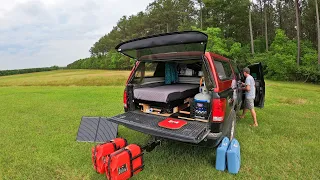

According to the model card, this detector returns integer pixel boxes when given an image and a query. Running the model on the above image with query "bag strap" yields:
[123,138,128,146]
[94,139,119,175]
[106,145,143,179]
[123,148,134,178]
[93,145,98,173]
[107,154,112,180]
[124,146,144,177]
[131,150,144,173]
[110,138,127,150]
[106,147,126,180]
[110,140,117,150]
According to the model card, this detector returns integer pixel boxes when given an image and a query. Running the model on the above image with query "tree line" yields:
[67,0,320,83]
[0,66,61,76]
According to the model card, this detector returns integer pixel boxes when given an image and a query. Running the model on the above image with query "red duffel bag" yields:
[92,138,127,174]
[105,144,144,180]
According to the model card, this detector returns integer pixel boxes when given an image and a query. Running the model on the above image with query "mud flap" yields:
[76,117,118,143]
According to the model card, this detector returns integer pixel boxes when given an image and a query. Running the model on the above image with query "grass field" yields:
[0,70,319,179]
[0,70,131,86]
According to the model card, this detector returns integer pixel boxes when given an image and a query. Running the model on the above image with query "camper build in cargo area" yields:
[93,31,265,146]
[76,31,265,179]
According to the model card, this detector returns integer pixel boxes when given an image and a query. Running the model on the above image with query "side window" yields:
[133,62,159,84]
[214,60,233,80]
[178,62,202,77]
[202,63,215,89]
[134,62,158,78]
[251,73,258,79]
[230,61,241,81]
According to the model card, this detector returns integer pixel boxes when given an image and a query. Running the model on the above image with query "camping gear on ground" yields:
[105,144,144,180]
[77,117,118,143]
[92,138,128,174]
[215,137,230,171]
[191,77,211,119]
[158,118,188,129]
[165,62,179,84]
[227,138,241,174]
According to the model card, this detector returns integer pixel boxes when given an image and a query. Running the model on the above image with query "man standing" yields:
[240,67,258,127]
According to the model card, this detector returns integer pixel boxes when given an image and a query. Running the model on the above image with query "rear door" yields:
[230,62,244,110]
[248,62,265,108]
[115,31,208,61]
[210,56,235,137]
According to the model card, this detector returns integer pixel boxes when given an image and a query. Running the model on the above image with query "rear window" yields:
[214,60,233,80]
[134,62,159,78]
[132,60,215,88]
[116,31,208,60]
[122,43,206,60]
[132,62,159,84]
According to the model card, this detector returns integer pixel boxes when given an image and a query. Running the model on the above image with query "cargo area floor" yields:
[108,111,210,143]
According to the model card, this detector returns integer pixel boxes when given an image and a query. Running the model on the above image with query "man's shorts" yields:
[245,98,254,110]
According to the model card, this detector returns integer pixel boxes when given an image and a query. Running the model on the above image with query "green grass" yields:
[0,69,130,86]
[0,70,319,179]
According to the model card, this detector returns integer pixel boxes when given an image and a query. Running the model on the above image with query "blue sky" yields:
[0,0,153,70]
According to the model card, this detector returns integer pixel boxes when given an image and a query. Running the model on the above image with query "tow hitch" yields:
[141,139,161,152]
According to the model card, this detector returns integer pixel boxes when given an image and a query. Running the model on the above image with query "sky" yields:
[0,0,153,70]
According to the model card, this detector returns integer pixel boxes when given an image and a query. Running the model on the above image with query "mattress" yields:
[134,84,199,103]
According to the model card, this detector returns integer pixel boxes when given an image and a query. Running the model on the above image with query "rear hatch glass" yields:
[115,31,208,61]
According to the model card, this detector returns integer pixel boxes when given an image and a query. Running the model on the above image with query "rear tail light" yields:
[123,90,127,108]
[212,98,227,122]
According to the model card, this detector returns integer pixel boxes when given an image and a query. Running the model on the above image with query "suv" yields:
[108,31,265,146]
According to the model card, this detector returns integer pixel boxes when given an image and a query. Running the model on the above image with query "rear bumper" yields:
[108,111,212,144]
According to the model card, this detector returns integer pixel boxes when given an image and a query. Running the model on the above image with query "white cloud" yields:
[0,0,153,70]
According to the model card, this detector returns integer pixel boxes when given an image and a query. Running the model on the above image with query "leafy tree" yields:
[66,0,320,83]
[316,0,320,65]
[295,0,301,65]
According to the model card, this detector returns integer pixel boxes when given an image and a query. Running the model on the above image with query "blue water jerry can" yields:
[227,138,241,174]
[215,137,230,171]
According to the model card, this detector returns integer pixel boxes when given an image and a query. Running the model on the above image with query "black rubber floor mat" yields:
[76,117,118,143]
[109,111,210,143]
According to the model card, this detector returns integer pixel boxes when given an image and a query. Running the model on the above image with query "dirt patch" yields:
[266,83,279,87]
[279,98,307,105]
[303,111,319,118]
[85,72,130,77]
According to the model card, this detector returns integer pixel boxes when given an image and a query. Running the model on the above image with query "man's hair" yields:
[243,67,250,74]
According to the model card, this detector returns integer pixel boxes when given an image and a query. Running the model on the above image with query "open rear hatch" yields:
[111,31,210,144]
[108,111,210,144]
[115,31,208,61]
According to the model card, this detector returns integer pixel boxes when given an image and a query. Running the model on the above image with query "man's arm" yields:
[243,84,250,91]
[242,79,251,91]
